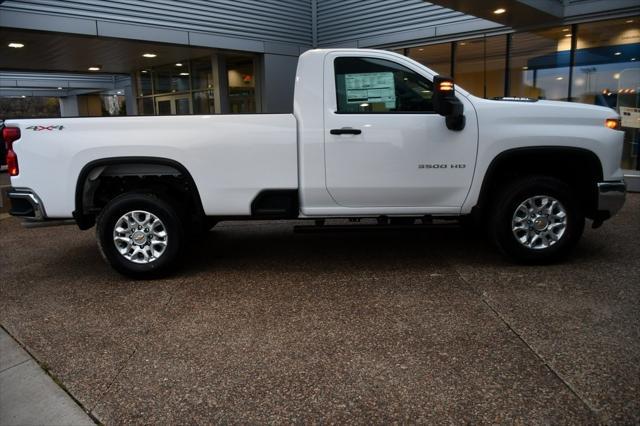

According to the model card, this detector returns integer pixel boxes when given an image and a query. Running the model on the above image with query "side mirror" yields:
[433,76,465,131]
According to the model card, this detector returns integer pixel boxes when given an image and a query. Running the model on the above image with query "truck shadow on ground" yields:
[26,220,606,282]
[177,223,604,278]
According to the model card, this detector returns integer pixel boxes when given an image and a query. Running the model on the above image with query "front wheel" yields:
[96,192,185,278]
[489,176,585,264]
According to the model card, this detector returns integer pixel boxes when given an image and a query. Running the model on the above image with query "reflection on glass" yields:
[227,56,256,113]
[157,99,171,115]
[455,36,506,99]
[175,98,191,115]
[193,90,215,114]
[138,71,153,96]
[509,28,571,100]
[571,18,639,105]
[100,95,126,116]
[138,97,154,115]
[153,62,191,94]
[191,58,213,90]
[572,17,640,169]
[408,43,451,76]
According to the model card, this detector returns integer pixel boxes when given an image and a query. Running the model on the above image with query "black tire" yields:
[489,176,585,264]
[96,192,185,279]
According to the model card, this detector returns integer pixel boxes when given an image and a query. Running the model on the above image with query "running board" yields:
[293,223,459,233]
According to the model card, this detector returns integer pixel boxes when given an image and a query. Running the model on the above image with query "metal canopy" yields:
[426,0,563,28]
[0,28,214,74]
[427,0,640,29]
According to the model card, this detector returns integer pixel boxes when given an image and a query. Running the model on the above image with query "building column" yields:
[58,95,79,117]
[123,85,137,116]
[211,54,229,114]
[260,54,299,114]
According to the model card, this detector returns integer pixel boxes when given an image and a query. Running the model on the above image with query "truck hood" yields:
[472,96,619,121]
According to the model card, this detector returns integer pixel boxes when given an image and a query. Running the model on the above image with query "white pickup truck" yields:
[4,49,626,278]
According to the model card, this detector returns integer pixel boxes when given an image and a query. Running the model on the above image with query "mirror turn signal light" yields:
[605,118,621,130]
[439,81,454,91]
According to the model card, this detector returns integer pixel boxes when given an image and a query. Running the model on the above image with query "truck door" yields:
[323,52,478,210]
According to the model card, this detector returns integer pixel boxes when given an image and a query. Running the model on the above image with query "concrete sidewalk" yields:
[0,328,94,426]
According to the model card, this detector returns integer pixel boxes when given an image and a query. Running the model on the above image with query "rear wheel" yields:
[96,192,185,278]
[489,176,585,263]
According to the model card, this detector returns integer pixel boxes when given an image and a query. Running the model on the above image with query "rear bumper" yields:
[596,180,626,219]
[8,187,46,220]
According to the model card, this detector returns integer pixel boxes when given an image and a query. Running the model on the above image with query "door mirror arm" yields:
[433,76,466,131]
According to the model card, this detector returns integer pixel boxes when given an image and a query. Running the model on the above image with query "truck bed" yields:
[7,114,298,217]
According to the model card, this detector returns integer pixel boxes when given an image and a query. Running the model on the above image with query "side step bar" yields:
[293,222,459,233]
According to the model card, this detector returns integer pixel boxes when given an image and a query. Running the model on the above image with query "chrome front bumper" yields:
[597,180,626,218]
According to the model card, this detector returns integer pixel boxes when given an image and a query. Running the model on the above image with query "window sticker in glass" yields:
[344,72,396,109]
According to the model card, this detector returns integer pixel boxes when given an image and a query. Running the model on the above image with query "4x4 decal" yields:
[26,125,64,131]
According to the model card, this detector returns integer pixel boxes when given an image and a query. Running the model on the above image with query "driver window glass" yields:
[335,57,434,113]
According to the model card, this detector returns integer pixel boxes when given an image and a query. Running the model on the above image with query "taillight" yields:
[3,126,20,176]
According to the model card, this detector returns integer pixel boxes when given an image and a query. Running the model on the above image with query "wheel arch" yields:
[73,156,205,230]
[475,146,603,218]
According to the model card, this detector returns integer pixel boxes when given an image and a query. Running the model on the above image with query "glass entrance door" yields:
[155,94,192,115]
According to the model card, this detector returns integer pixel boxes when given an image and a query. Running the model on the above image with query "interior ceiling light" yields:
[57,87,63,90]
[142,53,157,58]
[556,77,564,80]
[175,63,183,67]
[179,72,189,76]
[141,70,148,73]
[626,20,634,23]
[564,33,572,37]
[88,66,101,71]
[493,8,506,15]
[8,42,24,48]
[562,28,570,32]
[614,52,622,56]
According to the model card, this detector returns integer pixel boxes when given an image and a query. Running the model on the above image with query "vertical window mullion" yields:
[450,41,456,78]
[504,34,512,97]
[567,23,578,101]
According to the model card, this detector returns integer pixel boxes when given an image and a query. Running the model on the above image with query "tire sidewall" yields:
[492,177,585,263]
[97,193,184,278]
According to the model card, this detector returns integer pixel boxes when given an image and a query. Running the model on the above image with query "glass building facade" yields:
[135,54,257,116]
[404,16,640,170]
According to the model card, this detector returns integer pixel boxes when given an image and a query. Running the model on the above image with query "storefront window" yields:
[193,90,215,114]
[572,17,640,169]
[227,56,256,113]
[0,97,61,119]
[455,36,506,99]
[191,58,213,90]
[408,43,451,76]
[571,18,639,104]
[154,62,191,94]
[138,70,153,96]
[509,27,571,100]
[136,57,210,116]
[100,94,126,116]
[138,97,154,115]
